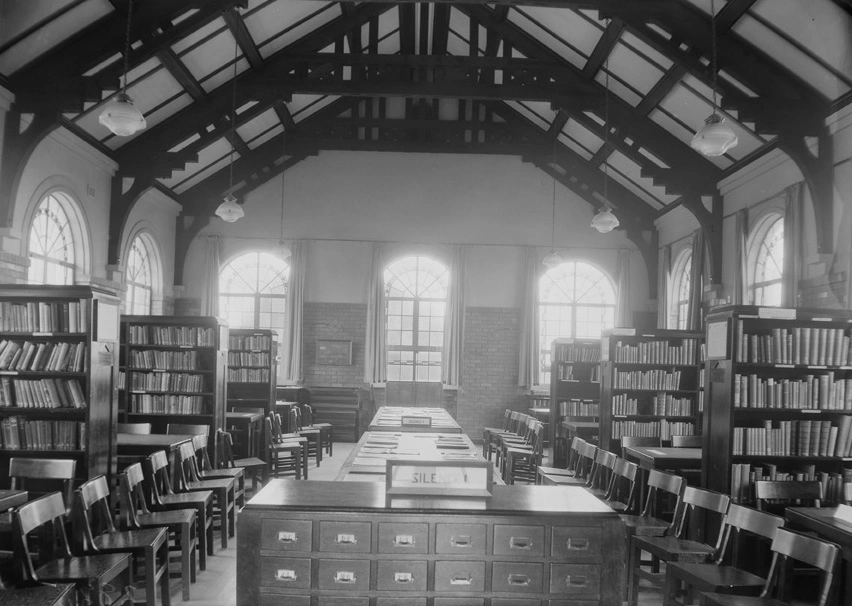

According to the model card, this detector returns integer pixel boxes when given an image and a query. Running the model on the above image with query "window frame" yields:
[124,233,155,315]
[669,248,693,330]
[747,212,785,307]
[27,192,80,285]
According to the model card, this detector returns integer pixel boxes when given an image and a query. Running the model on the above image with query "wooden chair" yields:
[602,457,640,513]
[502,421,544,484]
[495,414,534,470]
[119,463,197,601]
[671,435,703,448]
[628,486,731,606]
[13,492,133,606]
[190,434,245,507]
[541,440,598,486]
[754,480,822,513]
[117,423,152,434]
[175,442,236,550]
[585,448,619,497]
[482,409,513,459]
[700,528,840,606]
[620,469,686,538]
[143,451,214,569]
[74,475,171,606]
[536,436,585,484]
[301,403,333,456]
[217,429,267,496]
[9,457,76,508]
[287,406,322,467]
[263,417,305,480]
[663,504,785,606]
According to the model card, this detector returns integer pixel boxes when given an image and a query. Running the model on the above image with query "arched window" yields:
[125,235,153,315]
[220,251,289,375]
[28,193,77,285]
[539,261,616,384]
[384,256,448,382]
[749,215,784,306]
[669,250,692,330]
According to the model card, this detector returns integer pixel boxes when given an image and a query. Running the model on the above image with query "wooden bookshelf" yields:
[599,328,704,453]
[120,315,228,465]
[0,285,120,486]
[227,328,277,415]
[703,305,852,506]
[549,338,602,466]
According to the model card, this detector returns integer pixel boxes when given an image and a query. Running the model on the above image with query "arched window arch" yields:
[669,249,692,330]
[125,234,157,315]
[538,260,616,384]
[384,255,449,382]
[748,214,784,307]
[27,192,80,285]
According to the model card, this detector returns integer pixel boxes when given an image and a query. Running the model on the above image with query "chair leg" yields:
[663,568,680,606]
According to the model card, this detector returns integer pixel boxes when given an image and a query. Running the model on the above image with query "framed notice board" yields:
[316,339,352,365]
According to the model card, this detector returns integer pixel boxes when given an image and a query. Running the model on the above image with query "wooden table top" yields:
[226,411,264,422]
[117,433,197,453]
[622,446,702,469]
[0,488,27,510]
[561,420,599,430]
[0,582,75,606]
[786,507,852,547]
[368,406,462,433]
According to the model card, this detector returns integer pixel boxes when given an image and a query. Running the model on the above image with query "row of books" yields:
[732,418,852,457]
[613,338,701,365]
[0,377,86,408]
[228,368,270,383]
[228,334,273,350]
[558,399,599,417]
[129,372,205,393]
[611,393,694,417]
[0,339,87,372]
[738,323,851,366]
[227,352,271,367]
[729,463,850,505]
[0,418,84,451]
[610,420,695,439]
[614,369,684,390]
[0,300,90,333]
[127,325,215,346]
[557,365,601,381]
[129,394,205,415]
[555,344,601,363]
[129,350,199,370]
[733,373,852,410]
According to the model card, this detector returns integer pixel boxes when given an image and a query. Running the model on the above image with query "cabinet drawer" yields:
[259,596,310,606]
[376,560,427,592]
[319,521,371,552]
[318,598,368,606]
[434,560,486,592]
[377,599,426,606]
[378,522,429,554]
[492,600,542,606]
[548,564,601,598]
[550,527,601,561]
[260,519,312,552]
[435,523,487,554]
[258,557,311,589]
[317,558,371,591]
[493,524,545,556]
[492,562,543,594]
[433,600,485,606]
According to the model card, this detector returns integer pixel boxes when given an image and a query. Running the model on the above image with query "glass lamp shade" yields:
[591,208,619,233]
[542,249,563,269]
[215,194,244,223]
[98,92,147,137]
[691,113,738,157]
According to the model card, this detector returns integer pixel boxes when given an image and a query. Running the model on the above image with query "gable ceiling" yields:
[1,0,849,232]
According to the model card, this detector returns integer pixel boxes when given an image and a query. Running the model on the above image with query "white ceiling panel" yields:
[172,154,233,194]
[607,42,666,96]
[248,1,339,58]
[237,108,280,142]
[564,120,604,156]
[182,27,238,84]
[171,16,226,55]
[510,8,595,69]
[247,124,284,150]
[619,31,674,71]
[505,101,549,131]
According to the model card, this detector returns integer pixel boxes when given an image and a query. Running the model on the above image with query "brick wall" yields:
[173,296,200,316]
[303,302,366,387]
[0,252,28,284]
[456,306,526,438]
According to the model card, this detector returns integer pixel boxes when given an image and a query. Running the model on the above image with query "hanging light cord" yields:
[280,117,287,242]
[228,39,238,193]
[602,21,610,211]
[709,0,718,114]
[550,138,557,250]
[121,0,134,94]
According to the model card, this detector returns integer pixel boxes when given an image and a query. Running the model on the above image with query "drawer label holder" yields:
[334,571,356,584]
[275,569,297,582]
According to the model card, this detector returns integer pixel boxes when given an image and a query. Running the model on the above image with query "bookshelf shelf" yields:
[227,329,277,416]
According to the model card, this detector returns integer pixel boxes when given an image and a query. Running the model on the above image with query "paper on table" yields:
[647,449,666,455]
[832,504,852,523]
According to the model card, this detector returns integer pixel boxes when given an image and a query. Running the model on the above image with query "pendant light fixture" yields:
[215,40,245,223]
[690,0,738,157]
[99,0,146,137]
[591,39,619,234]
[542,139,562,269]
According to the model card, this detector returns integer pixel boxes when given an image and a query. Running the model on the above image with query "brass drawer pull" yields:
[334,571,356,584]
[508,574,531,586]
[275,569,297,582]
[393,572,414,584]
[277,531,297,543]
[509,536,532,550]
[450,534,473,548]
[565,575,589,587]
[566,538,590,550]
[393,534,415,546]
[336,533,357,545]
[450,573,473,586]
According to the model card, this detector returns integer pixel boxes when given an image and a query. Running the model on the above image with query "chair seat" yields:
[233,456,266,469]
[199,467,243,480]
[702,594,790,606]
[159,491,213,507]
[668,562,766,591]
[186,478,234,492]
[137,508,196,528]
[92,527,167,553]
[619,514,670,536]
[36,553,131,583]
[537,466,575,477]
[634,536,717,562]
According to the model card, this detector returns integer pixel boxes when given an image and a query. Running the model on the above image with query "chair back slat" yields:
[145,450,175,504]
[217,429,237,469]
[75,475,118,552]
[620,436,662,449]
[754,480,823,510]
[605,458,639,511]
[118,422,152,434]
[760,528,840,606]
[641,470,686,525]
[714,503,784,566]
[9,457,76,506]
[12,492,73,583]
[670,435,702,448]
[675,486,730,542]
[119,463,151,529]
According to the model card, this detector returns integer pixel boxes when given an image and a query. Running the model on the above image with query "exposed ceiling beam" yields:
[714,0,757,31]
[399,5,417,55]
[223,7,264,71]
[297,0,673,8]
[581,18,625,79]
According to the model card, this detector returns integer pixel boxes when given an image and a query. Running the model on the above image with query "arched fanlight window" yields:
[28,193,77,285]
[750,215,784,307]
[125,235,153,314]
[669,250,692,330]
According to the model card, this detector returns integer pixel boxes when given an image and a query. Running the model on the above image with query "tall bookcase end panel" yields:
[600,327,705,454]
[119,315,228,465]
[226,328,277,416]
[703,305,852,506]
[0,285,120,486]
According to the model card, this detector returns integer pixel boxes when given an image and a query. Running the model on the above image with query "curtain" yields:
[201,236,220,317]
[733,209,749,305]
[783,183,804,307]
[442,245,464,386]
[686,229,706,331]
[657,245,670,329]
[518,247,540,388]
[282,240,305,383]
[616,250,631,327]
[364,243,387,384]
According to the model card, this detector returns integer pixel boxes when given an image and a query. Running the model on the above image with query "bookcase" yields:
[226,328,277,414]
[599,328,704,453]
[549,338,602,466]
[703,305,852,506]
[0,285,120,485]
[120,315,228,464]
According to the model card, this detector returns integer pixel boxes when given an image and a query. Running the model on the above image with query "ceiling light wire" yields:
[121,0,133,94]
